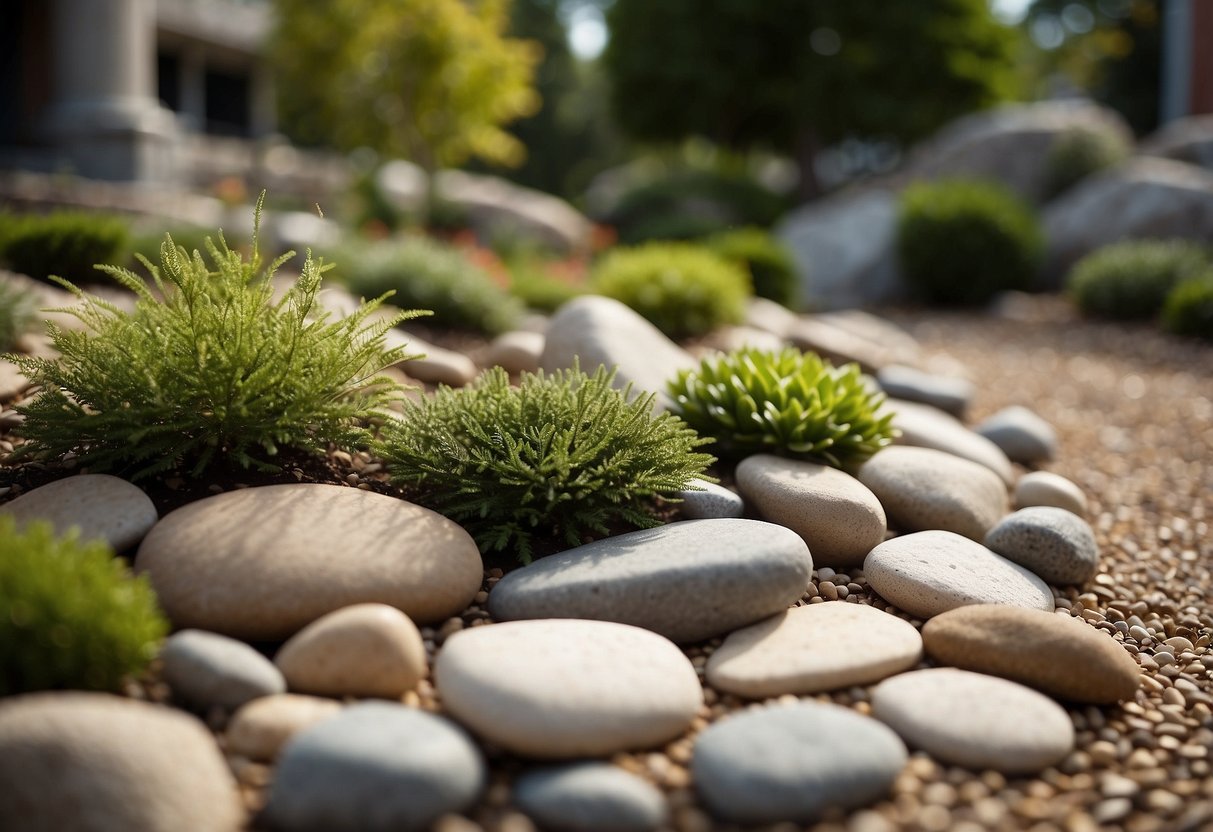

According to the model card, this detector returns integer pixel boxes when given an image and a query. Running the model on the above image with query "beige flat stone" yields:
[1015,470,1088,517]
[1,473,158,552]
[485,330,544,374]
[887,399,1014,486]
[226,694,343,761]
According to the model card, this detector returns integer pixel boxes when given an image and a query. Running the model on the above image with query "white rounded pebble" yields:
[1015,470,1088,517]
[486,330,544,375]
[1,474,157,552]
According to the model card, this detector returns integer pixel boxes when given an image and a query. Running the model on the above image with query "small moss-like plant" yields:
[898,179,1043,305]
[375,364,715,563]
[0,211,131,285]
[707,227,799,308]
[10,197,423,478]
[668,347,896,467]
[1044,126,1129,199]
[0,279,38,352]
[1068,239,1210,320]
[1162,274,1213,340]
[0,516,168,695]
[591,242,750,339]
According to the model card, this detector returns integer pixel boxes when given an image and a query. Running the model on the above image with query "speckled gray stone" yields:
[676,479,745,520]
[691,701,907,824]
[262,703,484,832]
[0,474,158,552]
[160,629,286,710]
[514,763,667,832]
[864,530,1054,619]
[984,506,1099,585]
[876,365,973,418]
[735,454,886,568]
[888,399,1014,485]
[857,446,1009,541]
[976,405,1058,464]
[1015,471,1088,517]
[871,668,1075,774]
[488,519,812,643]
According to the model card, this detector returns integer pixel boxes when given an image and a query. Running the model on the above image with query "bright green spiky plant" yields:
[9,196,425,479]
[375,363,715,563]
[668,346,897,468]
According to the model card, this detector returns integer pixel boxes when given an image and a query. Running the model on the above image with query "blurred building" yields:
[0,0,274,183]
[1162,0,1213,121]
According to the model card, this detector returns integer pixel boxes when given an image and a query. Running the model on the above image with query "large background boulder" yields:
[1139,115,1213,172]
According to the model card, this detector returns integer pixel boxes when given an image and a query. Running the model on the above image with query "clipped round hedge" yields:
[1067,239,1210,320]
[897,179,1043,306]
[591,242,751,339]
[707,227,799,309]
[1162,274,1213,340]
[0,211,131,285]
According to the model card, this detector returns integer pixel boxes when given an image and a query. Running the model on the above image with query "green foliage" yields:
[0,516,167,695]
[130,224,253,269]
[505,259,584,313]
[668,347,897,468]
[591,243,751,339]
[340,236,523,335]
[10,201,422,479]
[0,211,131,285]
[1162,274,1213,340]
[375,364,715,563]
[707,228,799,309]
[1044,125,1130,198]
[1067,239,1210,320]
[272,0,539,171]
[898,179,1043,305]
[0,280,39,352]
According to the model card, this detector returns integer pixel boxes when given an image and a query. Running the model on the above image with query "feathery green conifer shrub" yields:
[10,198,423,479]
[898,179,1043,305]
[0,280,38,352]
[1067,239,1210,320]
[1162,273,1213,340]
[0,211,131,285]
[706,227,799,308]
[0,516,167,695]
[591,242,750,339]
[375,364,715,563]
[668,346,896,468]
[339,235,523,335]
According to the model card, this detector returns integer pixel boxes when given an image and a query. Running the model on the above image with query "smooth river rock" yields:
[675,478,745,520]
[871,668,1075,774]
[160,629,286,710]
[706,603,923,697]
[876,365,973,418]
[887,399,1015,486]
[274,603,428,699]
[1015,471,1088,517]
[264,702,484,832]
[735,454,886,568]
[922,605,1140,704]
[864,530,1054,619]
[135,484,483,641]
[226,694,343,761]
[487,519,813,643]
[0,692,243,832]
[434,619,702,758]
[692,701,908,824]
[976,405,1058,464]
[858,446,1009,541]
[984,506,1100,584]
[485,330,545,375]
[514,763,667,832]
[0,474,158,552]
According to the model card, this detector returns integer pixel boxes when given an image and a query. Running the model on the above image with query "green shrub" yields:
[707,227,798,308]
[0,280,39,352]
[506,261,585,313]
[897,179,1043,305]
[0,211,131,285]
[131,224,252,268]
[591,242,750,339]
[10,198,422,479]
[1067,239,1210,320]
[375,364,715,563]
[668,346,896,468]
[1162,273,1213,340]
[0,516,167,695]
[1044,126,1130,199]
[340,235,523,335]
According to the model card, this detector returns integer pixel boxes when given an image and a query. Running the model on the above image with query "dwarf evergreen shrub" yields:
[1067,239,1210,321]
[375,364,715,563]
[0,280,38,352]
[1162,274,1213,340]
[0,516,167,695]
[898,179,1043,305]
[10,198,422,479]
[668,346,896,468]
[0,211,131,285]
[591,242,750,339]
[707,227,798,308]
[1044,125,1129,199]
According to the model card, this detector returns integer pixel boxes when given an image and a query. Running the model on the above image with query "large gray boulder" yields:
[1140,114,1213,172]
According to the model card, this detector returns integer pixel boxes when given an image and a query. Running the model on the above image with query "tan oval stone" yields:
[226,694,344,761]
[735,454,886,568]
[135,484,482,641]
[888,399,1014,486]
[922,605,1140,704]
[707,603,922,697]
[485,330,544,375]
[1015,470,1088,517]
[275,603,428,699]
[1,474,158,552]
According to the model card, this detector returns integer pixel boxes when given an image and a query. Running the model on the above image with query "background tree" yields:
[272,0,540,173]
[603,0,1018,200]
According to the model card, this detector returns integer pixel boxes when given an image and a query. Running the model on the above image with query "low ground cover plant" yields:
[1162,274,1213,340]
[668,346,896,468]
[375,364,714,563]
[592,242,750,339]
[706,227,798,308]
[0,516,167,695]
[339,235,523,335]
[10,199,421,479]
[0,211,131,285]
[1067,239,1210,320]
[898,179,1043,305]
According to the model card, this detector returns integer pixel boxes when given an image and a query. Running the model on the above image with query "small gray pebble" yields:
[515,763,666,832]
[976,406,1058,464]
[676,479,744,520]
[160,629,285,710]
[984,506,1099,585]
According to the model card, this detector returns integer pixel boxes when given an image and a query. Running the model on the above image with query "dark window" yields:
[157,51,181,112]
[204,69,251,137]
